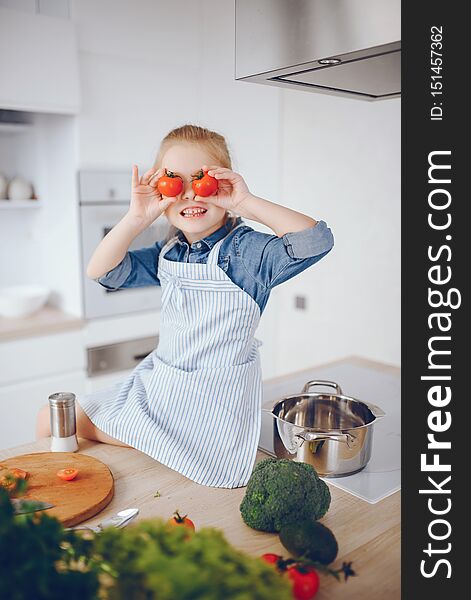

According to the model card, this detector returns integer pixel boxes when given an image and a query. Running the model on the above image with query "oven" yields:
[78,170,168,319]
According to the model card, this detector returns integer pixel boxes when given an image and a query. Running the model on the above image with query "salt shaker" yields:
[48,392,79,452]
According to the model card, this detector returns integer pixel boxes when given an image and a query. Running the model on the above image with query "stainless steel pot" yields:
[262,380,385,477]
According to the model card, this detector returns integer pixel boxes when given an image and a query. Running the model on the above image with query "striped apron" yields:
[79,224,263,488]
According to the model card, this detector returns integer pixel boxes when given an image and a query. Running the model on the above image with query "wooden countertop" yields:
[0,305,85,341]
[0,357,400,599]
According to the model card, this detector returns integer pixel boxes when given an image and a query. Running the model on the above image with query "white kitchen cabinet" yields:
[38,0,70,19]
[0,329,85,387]
[0,1,36,13]
[0,369,86,449]
[0,328,87,449]
[78,170,133,203]
[255,288,279,380]
[0,7,80,114]
[85,368,130,395]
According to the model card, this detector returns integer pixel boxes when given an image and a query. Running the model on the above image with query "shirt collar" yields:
[176,216,242,250]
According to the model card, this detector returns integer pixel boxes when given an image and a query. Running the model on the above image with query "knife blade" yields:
[65,507,139,532]
[96,507,139,530]
[11,498,55,515]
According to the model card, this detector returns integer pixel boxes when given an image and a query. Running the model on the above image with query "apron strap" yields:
[160,222,246,267]
[207,222,245,266]
[159,236,180,263]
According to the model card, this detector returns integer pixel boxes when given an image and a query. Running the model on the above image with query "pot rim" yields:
[265,409,376,434]
[264,390,386,429]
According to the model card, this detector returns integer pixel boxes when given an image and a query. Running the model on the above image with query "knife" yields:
[95,507,139,529]
[11,498,55,515]
[65,507,140,532]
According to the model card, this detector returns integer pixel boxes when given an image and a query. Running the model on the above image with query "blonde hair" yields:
[154,124,239,240]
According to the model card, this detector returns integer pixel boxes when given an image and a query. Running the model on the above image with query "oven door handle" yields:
[87,336,158,377]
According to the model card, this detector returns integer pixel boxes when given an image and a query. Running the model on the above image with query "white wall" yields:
[274,90,401,371]
[1,1,400,373]
[70,0,281,376]
[72,0,280,204]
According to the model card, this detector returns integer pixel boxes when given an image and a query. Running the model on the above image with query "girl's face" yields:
[160,143,227,243]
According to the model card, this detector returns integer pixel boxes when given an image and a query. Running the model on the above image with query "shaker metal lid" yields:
[48,392,76,408]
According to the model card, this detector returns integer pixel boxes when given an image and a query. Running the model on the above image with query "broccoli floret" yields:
[239,458,331,533]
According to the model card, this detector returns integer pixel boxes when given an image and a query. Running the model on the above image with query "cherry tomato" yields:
[56,468,78,481]
[167,510,195,531]
[192,170,218,197]
[157,170,183,197]
[261,553,283,568]
[286,566,320,600]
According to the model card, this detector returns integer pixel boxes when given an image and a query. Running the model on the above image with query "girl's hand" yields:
[199,165,252,214]
[128,165,178,226]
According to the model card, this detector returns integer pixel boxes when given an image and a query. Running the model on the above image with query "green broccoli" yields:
[239,458,331,533]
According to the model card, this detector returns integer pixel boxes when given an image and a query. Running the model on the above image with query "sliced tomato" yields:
[56,468,78,481]
[0,466,29,490]
[9,467,28,480]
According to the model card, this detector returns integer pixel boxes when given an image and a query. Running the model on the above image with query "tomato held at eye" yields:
[192,170,218,197]
[157,170,183,197]
[56,468,79,481]
[286,566,320,600]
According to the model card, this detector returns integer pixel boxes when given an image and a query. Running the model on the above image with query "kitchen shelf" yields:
[0,123,32,134]
[0,200,42,209]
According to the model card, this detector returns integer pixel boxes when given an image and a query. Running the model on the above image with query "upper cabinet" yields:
[0,6,80,114]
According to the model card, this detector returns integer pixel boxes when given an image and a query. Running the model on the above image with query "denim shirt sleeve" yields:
[232,220,334,290]
[95,240,164,290]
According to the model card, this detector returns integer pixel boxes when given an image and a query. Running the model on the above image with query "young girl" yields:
[36,124,334,488]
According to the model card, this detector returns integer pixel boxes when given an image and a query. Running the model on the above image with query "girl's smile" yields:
[179,204,208,218]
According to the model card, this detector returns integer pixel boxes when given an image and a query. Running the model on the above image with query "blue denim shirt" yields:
[96,217,334,313]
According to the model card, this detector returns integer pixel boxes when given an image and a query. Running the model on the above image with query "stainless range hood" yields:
[235,0,401,101]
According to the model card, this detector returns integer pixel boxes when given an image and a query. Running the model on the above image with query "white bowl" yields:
[0,284,51,318]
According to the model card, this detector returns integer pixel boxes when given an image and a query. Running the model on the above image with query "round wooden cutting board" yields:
[2,452,114,527]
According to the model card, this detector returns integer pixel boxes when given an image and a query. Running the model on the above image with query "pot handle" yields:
[364,402,386,419]
[301,380,343,395]
[296,430,356,449]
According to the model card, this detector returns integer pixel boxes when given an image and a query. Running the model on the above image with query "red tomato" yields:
[261,553,283,567]
[192,170,218,197]
[157,170,183,197]
[286,566,320,600]
[167,510,195,531]
[56,468,78,481]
